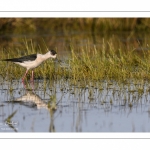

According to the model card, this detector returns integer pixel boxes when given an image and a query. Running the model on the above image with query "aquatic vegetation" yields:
[1,38,150,84]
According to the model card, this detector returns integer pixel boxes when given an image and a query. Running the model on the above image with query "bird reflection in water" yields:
[14,90,57,132]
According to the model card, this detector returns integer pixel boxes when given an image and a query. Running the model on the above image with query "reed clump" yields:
[1,39,150,83]
[68,42,150,82]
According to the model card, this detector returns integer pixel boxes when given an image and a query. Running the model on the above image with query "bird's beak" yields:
[54,57,59,63]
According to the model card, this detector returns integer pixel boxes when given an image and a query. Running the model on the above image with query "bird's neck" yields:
[42,52,52,60]
[37,51,56,61]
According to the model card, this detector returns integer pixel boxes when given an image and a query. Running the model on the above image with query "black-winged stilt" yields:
[2,50,57,85]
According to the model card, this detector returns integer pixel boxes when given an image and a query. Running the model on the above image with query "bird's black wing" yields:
[2,54,37,63]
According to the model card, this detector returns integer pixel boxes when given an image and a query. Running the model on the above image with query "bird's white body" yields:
[15,51,57,70]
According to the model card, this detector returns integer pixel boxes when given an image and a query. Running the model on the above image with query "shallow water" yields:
[0,79,150,132]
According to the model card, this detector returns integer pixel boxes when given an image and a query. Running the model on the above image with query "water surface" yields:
[0,79,150,132]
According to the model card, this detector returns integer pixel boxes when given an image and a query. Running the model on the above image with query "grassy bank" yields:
[1,39,150,84]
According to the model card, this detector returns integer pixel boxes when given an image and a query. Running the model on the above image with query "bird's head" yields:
[49,50,57,59]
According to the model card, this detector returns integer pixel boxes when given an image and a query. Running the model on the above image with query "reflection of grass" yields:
[4,110,18,132]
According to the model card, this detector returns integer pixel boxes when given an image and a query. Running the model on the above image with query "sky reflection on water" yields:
[0,79,150,132]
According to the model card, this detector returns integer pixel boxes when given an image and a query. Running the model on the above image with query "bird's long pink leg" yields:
[31,70,34,82]
[31,70,34,90]
[22,70,28,88]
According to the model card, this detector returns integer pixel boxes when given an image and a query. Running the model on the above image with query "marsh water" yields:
[1,31,150,132]
[1,78,150,132]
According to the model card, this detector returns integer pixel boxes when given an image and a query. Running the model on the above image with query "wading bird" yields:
[2,50,57,86]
